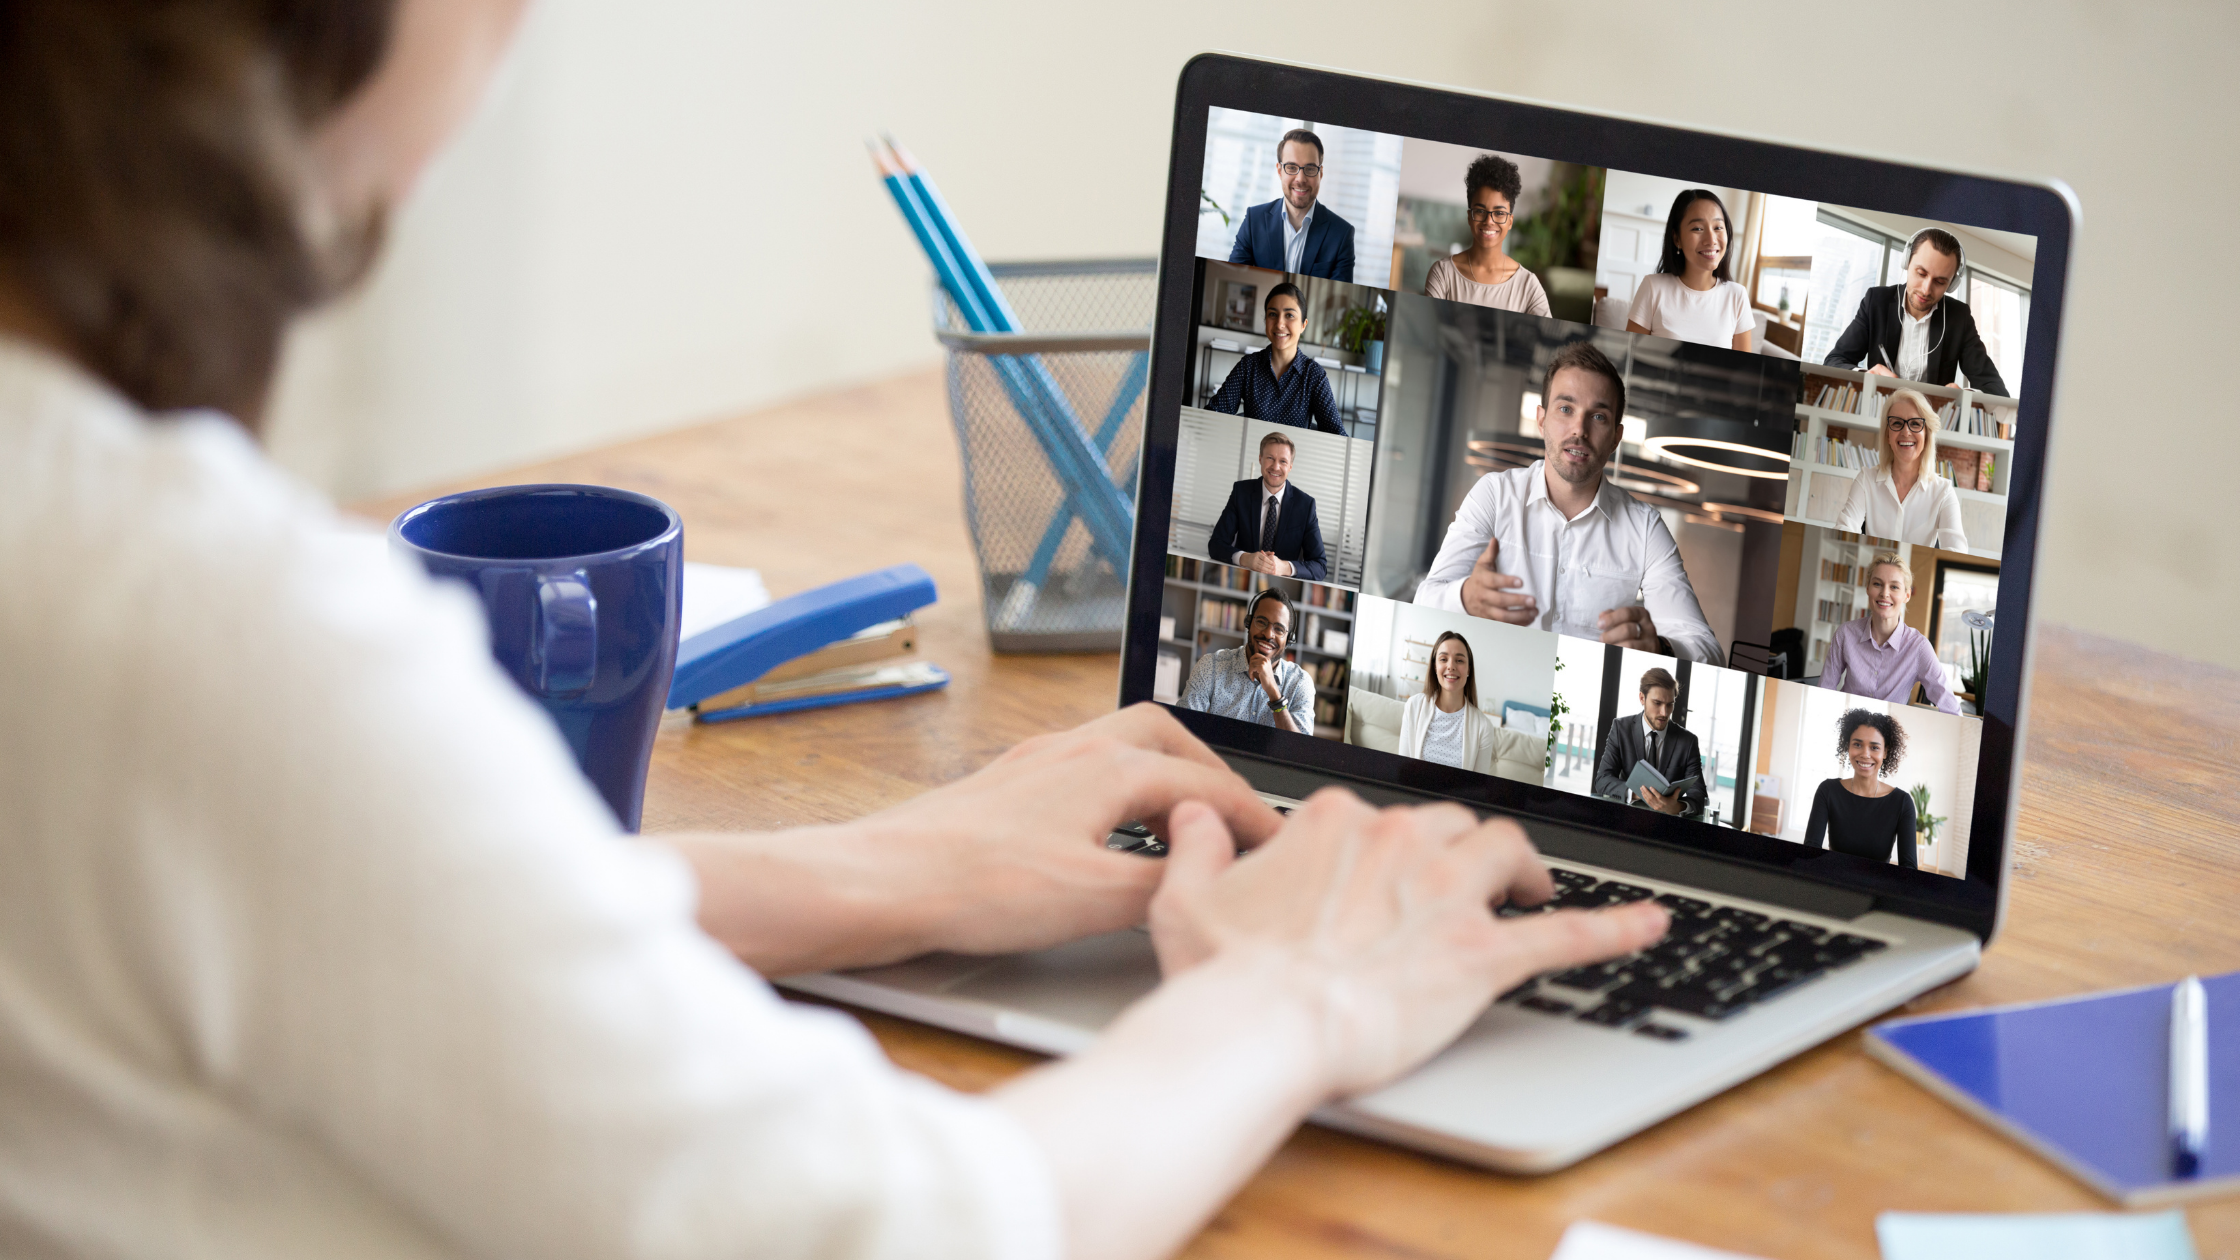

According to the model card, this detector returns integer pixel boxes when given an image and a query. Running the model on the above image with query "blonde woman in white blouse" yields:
[1626,188,1755,352]
[1834,388,1971,552]
[1399,631,1500,774]
[0,5,1671,1259]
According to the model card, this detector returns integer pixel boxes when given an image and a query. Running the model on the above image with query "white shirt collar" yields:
[1261,480,1286,505]
[1525,459,1619,524]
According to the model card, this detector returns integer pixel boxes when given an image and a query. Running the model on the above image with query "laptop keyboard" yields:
[1497,868,1888,1041]
[1110,821,1889,1043]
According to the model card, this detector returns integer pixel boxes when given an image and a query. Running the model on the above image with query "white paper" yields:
[1550,1220,1775,1260]
[680,561,770,641]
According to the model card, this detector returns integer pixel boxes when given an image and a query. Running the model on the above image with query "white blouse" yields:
[1833,466,1971,553]
[0,338,1057,1260]
[1625,274,1754,349]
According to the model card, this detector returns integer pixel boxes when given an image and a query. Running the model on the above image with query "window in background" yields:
[1930,560,1999,676]
[1546,634,1607,795]
[1803,213,1894,364]
[1751,196,1821,333]
[1966,270,2030,397]
[1689,667,1757,829]
[1196,109,1403,289]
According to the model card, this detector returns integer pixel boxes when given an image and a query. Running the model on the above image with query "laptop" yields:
[785,53,2075,1172]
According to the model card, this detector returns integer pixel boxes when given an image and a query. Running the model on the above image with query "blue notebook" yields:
[1866,972,2240,1206]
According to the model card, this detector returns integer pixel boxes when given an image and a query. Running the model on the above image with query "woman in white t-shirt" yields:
[1626,189,1755,352]
[1398,631,1498,774]
[1834,388,1971,552]
[0,5,1668,1259]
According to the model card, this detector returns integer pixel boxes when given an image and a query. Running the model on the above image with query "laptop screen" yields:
[1134,77,2064,912]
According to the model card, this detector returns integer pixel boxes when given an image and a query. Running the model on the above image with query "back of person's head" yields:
[1277,128,1323,162]
[1421,630,1478,706]
[1542,339,1626,423]
[1656,189,1734,283]
[0,0,398,428]
[1639,666,1676,699]
[1907,228,1963,271]
[1265,281,1304,312]
[1464,154,1523,207]
[1878,387,1941,474]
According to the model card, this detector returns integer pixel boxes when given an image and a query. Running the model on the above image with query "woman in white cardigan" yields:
[1399,631,1500,774]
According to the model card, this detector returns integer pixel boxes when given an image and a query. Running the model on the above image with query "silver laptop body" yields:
[784,55,2073,1172]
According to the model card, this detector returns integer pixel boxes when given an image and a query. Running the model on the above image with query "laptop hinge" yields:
[1223,753,1875,921]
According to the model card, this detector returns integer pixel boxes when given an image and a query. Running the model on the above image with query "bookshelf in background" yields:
[1786,366,2016,556]
[1157,554,1354,740]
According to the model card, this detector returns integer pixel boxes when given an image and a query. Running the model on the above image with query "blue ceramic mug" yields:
[390,484,683,832]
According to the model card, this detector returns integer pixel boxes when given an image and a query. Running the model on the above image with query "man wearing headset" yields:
[1823,228,2009,398]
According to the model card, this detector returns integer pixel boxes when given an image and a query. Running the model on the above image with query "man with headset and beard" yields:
[1823,228,2010,398]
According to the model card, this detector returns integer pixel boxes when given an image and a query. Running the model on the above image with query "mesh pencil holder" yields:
[933,259,1155,652]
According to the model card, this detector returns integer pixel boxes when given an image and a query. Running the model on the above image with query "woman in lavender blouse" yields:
[1820,557,1962,714]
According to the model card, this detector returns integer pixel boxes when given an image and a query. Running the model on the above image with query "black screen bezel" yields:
[1121,54,2075,942]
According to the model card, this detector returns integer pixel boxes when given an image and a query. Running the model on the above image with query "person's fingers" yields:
[1159,800,1238,898]
[1118,749,1285,847]
[1100,703,1233,773]
[1473,537,1501,569]
[1447,816,1554,906]
[1483,570,1526,590]
[1489,902,1669,979]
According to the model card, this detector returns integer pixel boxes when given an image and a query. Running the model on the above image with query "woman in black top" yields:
[1803,709,1918,869]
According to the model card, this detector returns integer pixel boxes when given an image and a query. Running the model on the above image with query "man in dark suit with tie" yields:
[1207,430,1327,582]
[1226,128,1356,283]
[1593,667,1707,815]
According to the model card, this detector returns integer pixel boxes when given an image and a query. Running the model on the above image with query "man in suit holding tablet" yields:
[1228,128,1356,282]
[1593,667,1708,816]
[1208,430,1327,582]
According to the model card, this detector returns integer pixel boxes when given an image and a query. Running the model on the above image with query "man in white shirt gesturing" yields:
[1413,341,1724,664]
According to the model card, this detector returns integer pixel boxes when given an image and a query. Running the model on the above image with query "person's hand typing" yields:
[677,704,1282,974]
[1458,538,1536,625]
[1148,790,1668,1098]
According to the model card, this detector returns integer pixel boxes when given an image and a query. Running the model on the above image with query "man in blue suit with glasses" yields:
[1228,129,1356,283]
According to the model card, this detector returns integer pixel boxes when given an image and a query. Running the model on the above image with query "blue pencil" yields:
[873,140,1135,597]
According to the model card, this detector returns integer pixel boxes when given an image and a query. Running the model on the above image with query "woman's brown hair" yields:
[1421,630,1478,708]
[0,0,398,429]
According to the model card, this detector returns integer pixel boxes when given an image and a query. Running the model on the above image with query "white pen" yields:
[2170,975,2209,1178]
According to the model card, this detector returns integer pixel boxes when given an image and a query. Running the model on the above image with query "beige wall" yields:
[266,0,2240,669]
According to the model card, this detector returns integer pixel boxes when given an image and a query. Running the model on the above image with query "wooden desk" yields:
[357,370,2240,1260]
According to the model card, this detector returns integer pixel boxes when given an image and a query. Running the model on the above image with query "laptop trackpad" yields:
[946,929,1161,1034]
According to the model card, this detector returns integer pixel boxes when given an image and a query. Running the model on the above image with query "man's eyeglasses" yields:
[1248,615,1289,643]
[1887,417,1927,434]
[1278,162,1323,179]
[1466,206,1515,224]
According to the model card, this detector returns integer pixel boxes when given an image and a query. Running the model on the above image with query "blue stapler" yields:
[666,563,949,722]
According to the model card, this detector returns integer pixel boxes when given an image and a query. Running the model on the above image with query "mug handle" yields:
[534,570,598,697]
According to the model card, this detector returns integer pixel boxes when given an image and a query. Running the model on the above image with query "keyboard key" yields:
[1547,964,1630,993]
[1550,868,1596,889]
[1518,994,1575,1016]
[1633,1022,1690,1042]
[1654,893,1713,917]
[1578,998,1651,1027]
[1601,881,1655,902]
